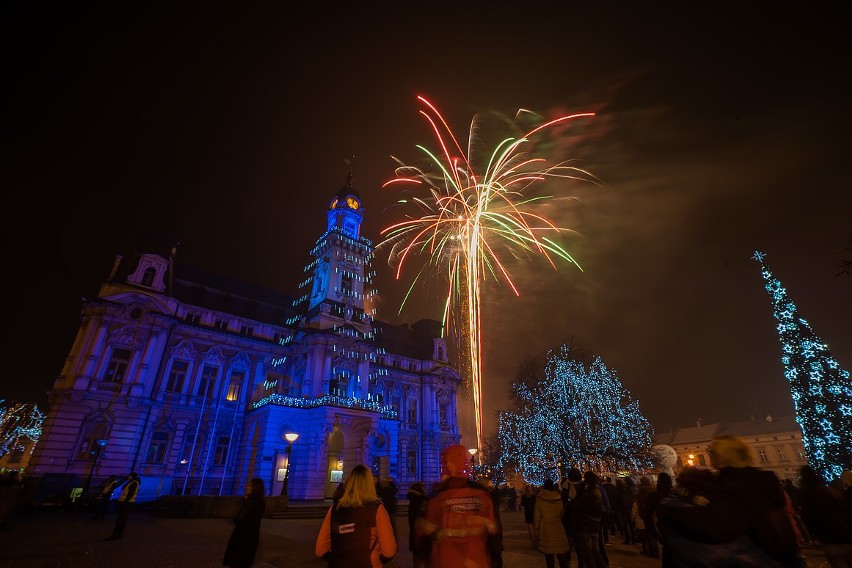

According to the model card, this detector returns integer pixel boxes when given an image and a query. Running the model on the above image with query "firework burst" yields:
[378,96,600,449]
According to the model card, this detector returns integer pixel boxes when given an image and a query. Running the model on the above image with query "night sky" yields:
[5,3,850,439]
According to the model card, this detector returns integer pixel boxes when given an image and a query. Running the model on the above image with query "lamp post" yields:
[83,438,109,495]
[281,432,299,497]
[468,448,478,479]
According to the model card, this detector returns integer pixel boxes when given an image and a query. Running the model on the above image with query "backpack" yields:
[328,501,380,567]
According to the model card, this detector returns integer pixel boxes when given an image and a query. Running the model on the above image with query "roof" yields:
[652,414,802,447]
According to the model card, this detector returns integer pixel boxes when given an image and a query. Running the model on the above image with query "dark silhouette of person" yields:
[92,475,119,519]
[105,472,140,540]
[797,465,852,567]
[376,476,399,537]
[0,470,23,531]
[223,477,266,568]
[407,481,430,568]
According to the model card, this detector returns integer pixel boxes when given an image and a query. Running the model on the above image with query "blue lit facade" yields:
[28,177,462,501]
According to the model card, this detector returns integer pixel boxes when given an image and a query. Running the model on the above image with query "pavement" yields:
[0,504,831,568]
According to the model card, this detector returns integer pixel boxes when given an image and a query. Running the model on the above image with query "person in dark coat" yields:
[600,477,620,541]
[634,476,657,557]
[223,478,266,568]
[568,471,607,568]
[797,465,852,567]
[0,470,23,530]
[92,475,119,519]
[658,435,806,567]
[618,476,637,545]
[105,472,140,540]
[641,472,672,558]
[521,484,537,547]
[377,477,399,537]
[406,481,430,568]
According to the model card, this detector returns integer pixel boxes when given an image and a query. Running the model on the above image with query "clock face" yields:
[347,197,360,209]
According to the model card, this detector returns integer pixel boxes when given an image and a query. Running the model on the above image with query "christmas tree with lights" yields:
[752,250,851,481]
[0,400,44,461]
[498,344,653,484]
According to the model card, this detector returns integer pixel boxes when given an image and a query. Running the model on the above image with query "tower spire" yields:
[344,155,355,186]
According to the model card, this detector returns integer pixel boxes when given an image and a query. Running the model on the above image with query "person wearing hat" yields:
[106,472,140,541]
[417,444,497,568]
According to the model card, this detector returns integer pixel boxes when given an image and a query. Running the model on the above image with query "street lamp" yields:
[468,448,478,478]
[281,432,299,497]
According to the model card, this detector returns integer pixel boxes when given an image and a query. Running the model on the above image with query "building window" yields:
[776,447,788,462]
[226,372,244,401]
[406,450,417,475]
[239,325,254,337]
[264,374,281,397]
[329,373,347,397]
[214,318,228,331]
[391,396,401,417]
[141,267,156,287]
[213,436,230,465]
[439,403,448,427]
[757,448,769,463]
[165,360,189,393]
[796,448,806,460]
[185,312,201,324]
[76,422,109,462]
[341,274,353,297]
[407,400,418,424]
[697,454,707,466]
[145,431,170,464]
[180,432,200,465]
[104,348,132,383]
[197,365,217,398]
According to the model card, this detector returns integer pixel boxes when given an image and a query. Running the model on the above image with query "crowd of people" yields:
[311,436,852,568]
[3,434,852,567]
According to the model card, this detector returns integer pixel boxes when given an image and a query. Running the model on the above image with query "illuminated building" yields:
[653,414,808,481]
[27,176,462,501]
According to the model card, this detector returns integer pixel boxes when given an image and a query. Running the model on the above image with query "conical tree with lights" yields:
[752,250,852,481]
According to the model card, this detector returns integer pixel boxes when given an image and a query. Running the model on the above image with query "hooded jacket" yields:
[534,487,570,554]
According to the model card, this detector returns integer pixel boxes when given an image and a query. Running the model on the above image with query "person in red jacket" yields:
[417,444,497,568]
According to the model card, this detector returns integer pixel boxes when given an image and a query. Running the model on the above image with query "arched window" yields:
[76,422,109,462]
[145,431,171,464]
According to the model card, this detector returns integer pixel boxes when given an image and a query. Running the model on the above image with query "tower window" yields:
[341,275,353,297]
[141,267,156,287]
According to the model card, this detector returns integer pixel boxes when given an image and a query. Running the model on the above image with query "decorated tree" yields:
[0,400,44,460]
[753,250,851,481]
[498,345,654,485]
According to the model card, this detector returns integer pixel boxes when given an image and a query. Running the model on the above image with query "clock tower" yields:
[293,173,373,334]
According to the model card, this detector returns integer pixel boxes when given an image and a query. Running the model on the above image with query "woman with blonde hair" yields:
[315,464,397,567]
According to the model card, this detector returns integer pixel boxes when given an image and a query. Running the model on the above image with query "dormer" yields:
[126,253,168,292]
